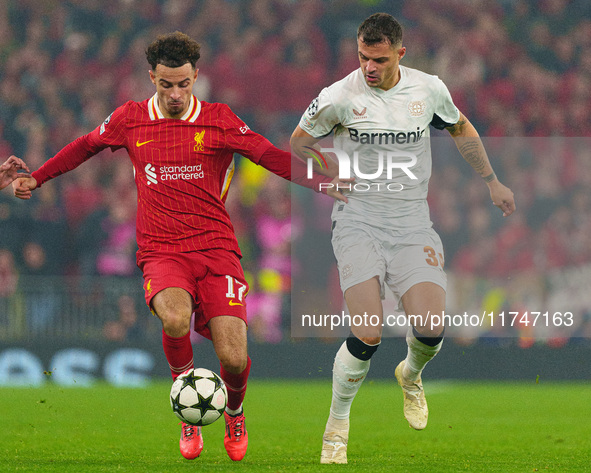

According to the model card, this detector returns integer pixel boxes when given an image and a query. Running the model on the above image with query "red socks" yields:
[220,356,252,411]
[162,330,194,380]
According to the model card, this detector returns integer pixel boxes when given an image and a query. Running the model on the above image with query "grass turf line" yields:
[1,380,590,472]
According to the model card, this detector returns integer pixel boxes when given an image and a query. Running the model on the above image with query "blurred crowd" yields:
[1,0,590,343]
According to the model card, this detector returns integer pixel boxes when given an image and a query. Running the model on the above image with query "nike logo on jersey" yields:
[228,300,244,306]
[136,139,154,147]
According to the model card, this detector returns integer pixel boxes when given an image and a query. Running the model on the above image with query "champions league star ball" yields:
[170,368,228,426]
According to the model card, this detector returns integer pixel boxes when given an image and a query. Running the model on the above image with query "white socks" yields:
[329,341,371,420]
[327,329,442,423]
[403,326,443,382]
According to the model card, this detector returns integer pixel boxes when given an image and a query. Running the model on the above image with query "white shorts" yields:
[331,220,446,310]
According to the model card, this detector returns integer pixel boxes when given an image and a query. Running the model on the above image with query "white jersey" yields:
[299,66,460,234]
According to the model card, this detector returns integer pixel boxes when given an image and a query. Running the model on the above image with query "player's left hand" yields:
[0,156,31,190]
[488,180,515,217]
[325,176,354,204]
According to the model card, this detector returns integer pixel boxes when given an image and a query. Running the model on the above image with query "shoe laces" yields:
[401,373,423,392]
[227,415,244,440]
[406,390,426,407]
[182,423,197,440]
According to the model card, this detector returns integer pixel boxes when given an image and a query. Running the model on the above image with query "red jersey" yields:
[33,94,329,260]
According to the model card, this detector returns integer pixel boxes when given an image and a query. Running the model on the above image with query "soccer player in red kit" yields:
[11,32,342,462]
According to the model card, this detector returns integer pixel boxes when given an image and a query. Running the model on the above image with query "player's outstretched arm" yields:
[290,126,339,179]
[0,156,31,190]
[256,144,351,203]
[12,131,109,199]
[445,113,516,217]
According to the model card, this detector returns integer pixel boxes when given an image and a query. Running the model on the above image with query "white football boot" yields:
[320,417,349,464]
[395,360,428,430]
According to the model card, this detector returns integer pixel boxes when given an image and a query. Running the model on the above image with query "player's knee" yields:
[350,329,382,348]
[359,336,382,346]
[218,348,248,374]
[412,325,445,346]
[346,334,380,361]
[158,310,191,337]
[351,325,383,346]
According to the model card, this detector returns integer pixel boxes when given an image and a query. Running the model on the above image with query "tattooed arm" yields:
[445,112,516,217]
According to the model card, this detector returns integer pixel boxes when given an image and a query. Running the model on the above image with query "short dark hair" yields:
[145,31,201,70]
[357,13,403,47]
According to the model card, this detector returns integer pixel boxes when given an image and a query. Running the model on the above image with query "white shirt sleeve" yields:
[430,77,461,130]
[298,87,340,138]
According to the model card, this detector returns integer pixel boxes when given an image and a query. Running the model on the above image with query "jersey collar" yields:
[362,66,406,97]
[148,94,201,122]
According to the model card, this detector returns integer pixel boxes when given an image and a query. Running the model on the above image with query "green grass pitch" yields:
[1,379,590,472]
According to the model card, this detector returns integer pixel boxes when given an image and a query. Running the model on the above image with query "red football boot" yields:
[179,423,203,459]
[223,411,248,461]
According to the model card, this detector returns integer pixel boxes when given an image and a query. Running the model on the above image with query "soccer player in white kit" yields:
[291,13,516,464]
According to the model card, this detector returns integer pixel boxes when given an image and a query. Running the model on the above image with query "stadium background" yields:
[1,0,591,386]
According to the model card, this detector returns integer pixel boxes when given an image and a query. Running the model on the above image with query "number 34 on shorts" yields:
[424,246,444,268]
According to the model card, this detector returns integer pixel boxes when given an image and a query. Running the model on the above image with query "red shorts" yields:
[138,249,249,340]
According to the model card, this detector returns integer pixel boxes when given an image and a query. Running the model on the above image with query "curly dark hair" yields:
[357,13,403,47]
[145,31,201,70]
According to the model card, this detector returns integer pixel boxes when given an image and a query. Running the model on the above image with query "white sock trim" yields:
[225,404,243,416]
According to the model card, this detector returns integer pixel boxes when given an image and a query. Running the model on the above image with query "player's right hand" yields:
[12,176,38,200]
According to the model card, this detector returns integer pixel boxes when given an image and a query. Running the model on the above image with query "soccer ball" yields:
[170,368,228,426]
